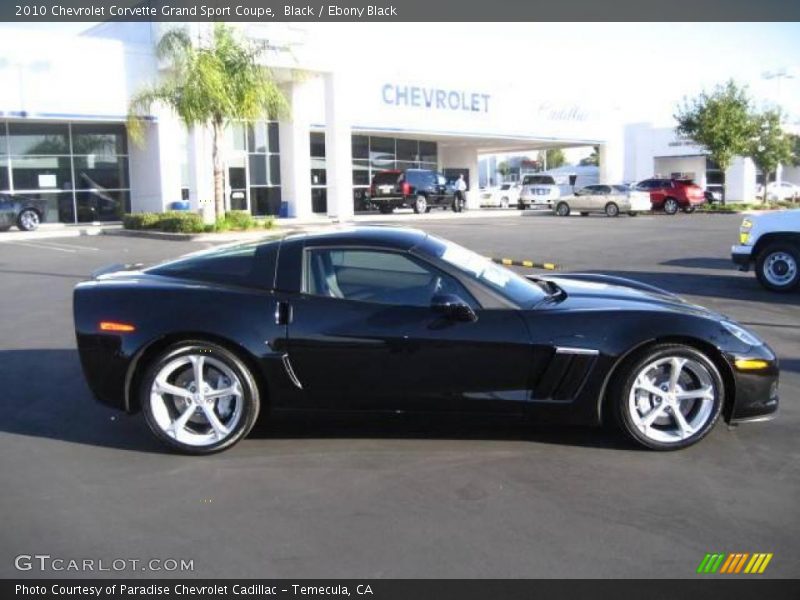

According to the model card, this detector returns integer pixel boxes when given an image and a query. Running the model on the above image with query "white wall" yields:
[439,145,480,209]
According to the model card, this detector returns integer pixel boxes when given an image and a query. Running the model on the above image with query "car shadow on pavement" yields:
[0,349,163,453]
[582,269,800,306]
[0,349,634,453]
[660,257,737,271]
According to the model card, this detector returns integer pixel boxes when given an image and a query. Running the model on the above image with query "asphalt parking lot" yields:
[1,212,798,578]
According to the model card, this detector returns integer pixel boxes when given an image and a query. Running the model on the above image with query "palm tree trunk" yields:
[212,119,225,220]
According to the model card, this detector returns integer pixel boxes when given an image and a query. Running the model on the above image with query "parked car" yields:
[480,182,521,208]
[756,181,800,202]
[74,226,778,454]
[369,169,460,214]
[554,184,651,217]
[732,209,800,292]
[635,178,706,214]
[518,174,560,210]
[0,193,46,232]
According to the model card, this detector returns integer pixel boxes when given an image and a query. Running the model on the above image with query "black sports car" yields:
[0,193,46,231]
[73,227,779,454]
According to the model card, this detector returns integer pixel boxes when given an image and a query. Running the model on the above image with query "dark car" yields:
[369,169,460,214]
[0,193,46,231]
[635,178,706,214]
[74,227,779,455]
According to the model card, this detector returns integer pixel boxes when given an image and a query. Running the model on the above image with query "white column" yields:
[439,145,481,209]
[725,157,757,203]
[127,110,182,213]
[599,127,625,184]
[155,109,184,210]
[279,80,313,219]
[187,124,214,213]
[324,72,354,220]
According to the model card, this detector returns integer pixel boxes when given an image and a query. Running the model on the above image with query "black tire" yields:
[580,212,589,217]
[517,200,526,210]
[628,211,638,217]
[17,208,41,231]
[555,202,570,217]
[755,242,800,292]
[605,202,620,217]
[610,343,724,451]
[683,205,696,214]
[663,197,679,215]
[452,197,465,213]
[140,341,261,455]
[413,195,427,214]
[378,205,393,215]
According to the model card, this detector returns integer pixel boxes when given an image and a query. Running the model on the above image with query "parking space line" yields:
[5,240,99,252]
[6,241,78,253]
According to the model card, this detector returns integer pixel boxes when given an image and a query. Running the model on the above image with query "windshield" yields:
[418,236,547,307]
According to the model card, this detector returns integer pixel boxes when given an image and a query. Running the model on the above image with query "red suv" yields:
[635,178,706,214]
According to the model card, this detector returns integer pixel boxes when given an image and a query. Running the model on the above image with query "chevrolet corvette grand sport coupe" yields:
[74,227,779,454]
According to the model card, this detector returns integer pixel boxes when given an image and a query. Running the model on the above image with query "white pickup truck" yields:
[731,209,800,292]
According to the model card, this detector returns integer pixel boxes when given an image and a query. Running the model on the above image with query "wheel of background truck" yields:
[663,197,679,215]
[605,202,620,217]
[413,195,427,214]
[378,205,393,214]
[755,242,800,292]
[555,202,570,217]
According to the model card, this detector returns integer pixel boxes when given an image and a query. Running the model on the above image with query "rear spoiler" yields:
[90,263,144,280]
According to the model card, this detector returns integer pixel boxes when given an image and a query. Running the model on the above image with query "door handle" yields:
[275,301,293,325]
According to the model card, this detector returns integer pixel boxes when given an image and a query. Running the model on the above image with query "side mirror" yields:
[431,294,477,322]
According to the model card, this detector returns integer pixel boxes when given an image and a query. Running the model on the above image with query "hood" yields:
[535,273,724,319]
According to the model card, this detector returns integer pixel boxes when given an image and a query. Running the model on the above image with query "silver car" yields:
[553,184,651,217]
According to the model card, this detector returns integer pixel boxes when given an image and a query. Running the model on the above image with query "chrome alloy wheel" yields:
[763,251,798,288]
[19,209,40,231]
[628,356,717,444]
[149,354,244,447]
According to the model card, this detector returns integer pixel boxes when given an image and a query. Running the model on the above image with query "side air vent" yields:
[534,347,598,402]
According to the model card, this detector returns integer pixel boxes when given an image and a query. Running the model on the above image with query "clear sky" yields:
[4,21,799,129]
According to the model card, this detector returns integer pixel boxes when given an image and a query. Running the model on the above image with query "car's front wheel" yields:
[140,341,260,454]
[17,209,41,231]
[611,344,723,450]
[756,243,799,292]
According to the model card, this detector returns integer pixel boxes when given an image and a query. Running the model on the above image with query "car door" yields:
[593,185,613,211]
[573,186,597,211]
[285,245,534,413]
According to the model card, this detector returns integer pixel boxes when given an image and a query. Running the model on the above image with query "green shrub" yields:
[123,212,161,230]
[225,210,257,230]
[262,216,275,229]
[157,211,205,233]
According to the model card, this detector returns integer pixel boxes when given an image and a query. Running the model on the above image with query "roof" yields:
[281,225,428,250]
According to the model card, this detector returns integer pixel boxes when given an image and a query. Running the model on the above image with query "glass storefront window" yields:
[248,123,269,153]
[310,132,326,158]
[249,154,267,185]
[370,137,394,163]
[226,123,247,152]
[352,160,370,186]
[71,123,127,155]
[11,156,73,191]
[0,124,7,156]
[76,190,129,222]
[312,188,327,213]
[396,139,418,162]
[269,155,281,186]
[311,158,327,185]
[0,157,9,191]
[15,191,75,224]
[420,141,437,164]
[8,122,70,155]
[268,123,280,153]
[251,186,282,216]
[352,135,369,159]
[73,155,129,190]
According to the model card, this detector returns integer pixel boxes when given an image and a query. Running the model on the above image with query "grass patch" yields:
[696,201,798,213]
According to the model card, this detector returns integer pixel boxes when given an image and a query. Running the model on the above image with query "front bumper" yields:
[726,346,780,423]
[731,244,753,270]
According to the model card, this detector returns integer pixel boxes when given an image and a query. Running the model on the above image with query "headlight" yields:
[722,321,762,346]
[740,218,753,230]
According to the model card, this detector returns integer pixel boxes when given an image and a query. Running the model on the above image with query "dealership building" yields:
[0,22,628,224]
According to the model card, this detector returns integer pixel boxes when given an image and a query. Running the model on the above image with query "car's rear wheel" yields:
[413,195,427,214]
[555,202,570,217]
[663,198,679,215]
[611,344,723,450]
[17,209,41,231]
[141,342,260,455]
[605,202,619,217]
[755,243,800,292]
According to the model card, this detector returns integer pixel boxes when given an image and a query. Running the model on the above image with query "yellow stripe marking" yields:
[522,260,534,268]
[720,554,736,573]
[502,258,513,266]
[543,263,556,270]
[758,553,773,573]
[744,554,759,573]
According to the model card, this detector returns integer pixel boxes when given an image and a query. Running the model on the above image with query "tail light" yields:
[402,182,411,195]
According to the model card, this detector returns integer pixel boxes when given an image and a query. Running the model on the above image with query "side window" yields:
[599,185,612,194]
[637,180,653,190]
[304,248,474,308]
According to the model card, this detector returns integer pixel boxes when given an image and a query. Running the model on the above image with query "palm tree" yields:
[128,24,289,219]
